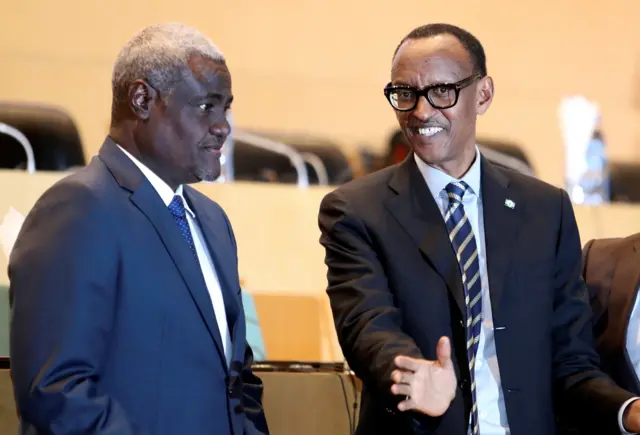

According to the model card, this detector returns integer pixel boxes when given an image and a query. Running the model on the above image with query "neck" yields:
[431,145,477,179]
[109,123,138,156]
[108,124,181,191]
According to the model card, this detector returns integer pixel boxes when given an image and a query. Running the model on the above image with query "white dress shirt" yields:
[621,292,640,434]
[628,294,640,379]
[414,149,510,434]
[117,145,232,366]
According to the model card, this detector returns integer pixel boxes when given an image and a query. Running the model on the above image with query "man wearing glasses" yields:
[318,23,640,434]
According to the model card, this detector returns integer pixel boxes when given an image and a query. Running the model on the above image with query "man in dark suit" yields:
[318,23,640,434]
[556,233,640,434]
[583,233,640,396]
[8,23,268,435]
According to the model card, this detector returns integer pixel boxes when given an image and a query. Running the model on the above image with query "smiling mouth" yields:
[415,127,444,137]
[202,144,222,152]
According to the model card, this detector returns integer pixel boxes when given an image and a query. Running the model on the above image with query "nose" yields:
[209,116,231,140]
[411,96,437,122]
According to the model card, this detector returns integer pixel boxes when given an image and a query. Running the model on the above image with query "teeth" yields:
[418,127,443,137]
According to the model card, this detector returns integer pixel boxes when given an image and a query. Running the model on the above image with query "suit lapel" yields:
[184,187,240,333]
[480,158,522,315]
[98,138,227,365]
[384,156,465,314]
[602,241,640,392]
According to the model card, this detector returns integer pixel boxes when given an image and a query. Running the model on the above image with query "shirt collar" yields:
[117,145,195,218]
[413,146,482,201]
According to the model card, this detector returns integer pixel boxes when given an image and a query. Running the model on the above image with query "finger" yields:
[391,370,412,384]
[436,336,453,369]
[390,383,411,396]
[397,397,415,412]
[394,355,420,372]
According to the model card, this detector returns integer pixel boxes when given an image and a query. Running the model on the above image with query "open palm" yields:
[391,336,457,416]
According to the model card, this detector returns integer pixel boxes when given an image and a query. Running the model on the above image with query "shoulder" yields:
[11,160,118,265]
[497,164,565,203]
[583,233,640,261]
[320,164,398,212]
[491,164,572,227]
[29,158,115,217]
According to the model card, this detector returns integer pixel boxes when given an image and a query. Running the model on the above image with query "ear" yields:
[475,76,494,116]
[129,80,157,121]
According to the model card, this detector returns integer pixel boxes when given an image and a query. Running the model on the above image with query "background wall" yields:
[2,0,640,185]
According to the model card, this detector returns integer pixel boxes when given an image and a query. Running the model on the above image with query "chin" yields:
[411,137,448,165]
[194,166,221,183]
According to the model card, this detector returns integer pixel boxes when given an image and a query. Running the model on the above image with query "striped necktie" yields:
[168,195,199,262]
[444,181,482,435]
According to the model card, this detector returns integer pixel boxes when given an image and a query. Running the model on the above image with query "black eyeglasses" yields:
[384,74,482,111]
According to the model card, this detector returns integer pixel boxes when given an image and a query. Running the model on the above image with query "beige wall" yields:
[2,1,640,186]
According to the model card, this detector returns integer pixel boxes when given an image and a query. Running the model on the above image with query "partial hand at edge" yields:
[623,399,640,433]
[390,336,457,417]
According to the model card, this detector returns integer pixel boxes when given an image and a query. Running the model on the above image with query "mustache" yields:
[408,123,447,130]
[407,117,447,130]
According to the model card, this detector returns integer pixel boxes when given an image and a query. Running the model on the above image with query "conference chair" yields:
[0,102,85,171]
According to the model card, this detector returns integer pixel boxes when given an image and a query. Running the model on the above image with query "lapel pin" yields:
[504,199,515,209]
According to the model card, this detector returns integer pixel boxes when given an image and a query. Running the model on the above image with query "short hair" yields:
[392,23,487,77]
[111,22,225,121]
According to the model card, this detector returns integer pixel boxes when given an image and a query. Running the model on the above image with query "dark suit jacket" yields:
[8,138,268,435]
[318,154,633,435]
[582,234,640,395]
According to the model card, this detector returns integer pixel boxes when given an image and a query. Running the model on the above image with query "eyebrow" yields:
[194,93,233,106]
[201,92,224,101]
[392,77,461,87]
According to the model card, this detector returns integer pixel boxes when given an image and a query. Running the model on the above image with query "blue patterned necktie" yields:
[444,181,482,435]
[168,195,199,262]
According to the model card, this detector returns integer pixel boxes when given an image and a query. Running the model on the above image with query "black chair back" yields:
[0,102,85,171]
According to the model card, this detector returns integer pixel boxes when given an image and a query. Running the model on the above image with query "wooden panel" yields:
[0,370,16,435]
[259,371,360,435]
[3,1,640,184]
[252,294,338,361]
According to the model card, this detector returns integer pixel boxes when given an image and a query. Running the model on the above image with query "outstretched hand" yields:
[390,336,457,416]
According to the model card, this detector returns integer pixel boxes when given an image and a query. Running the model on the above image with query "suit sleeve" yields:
[8,182,146,435]
[552,190,634,432]
[318,190,423,407]
[239,344,269,435]
[580,239,610,329]
[580,239,595,282]
[220,208,268,435]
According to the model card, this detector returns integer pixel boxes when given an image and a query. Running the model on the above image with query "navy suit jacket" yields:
[8,138,268,435]
[318,155,633,435]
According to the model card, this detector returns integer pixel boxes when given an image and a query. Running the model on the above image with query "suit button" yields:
[459,378,469,390]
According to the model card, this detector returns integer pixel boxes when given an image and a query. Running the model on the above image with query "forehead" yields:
[174,55,232,99]
[391,34,473,86]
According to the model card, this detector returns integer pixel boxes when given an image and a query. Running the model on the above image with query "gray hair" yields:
[111,22,225,120]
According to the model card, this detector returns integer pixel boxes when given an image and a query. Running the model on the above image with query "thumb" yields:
[436,336,453,370]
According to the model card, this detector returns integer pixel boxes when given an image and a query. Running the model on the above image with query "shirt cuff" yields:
[619,397,640,434]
